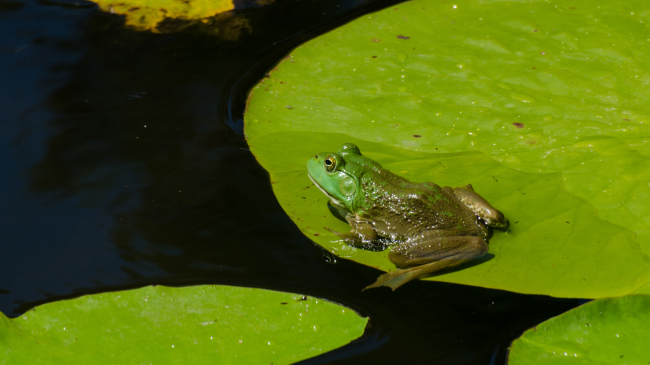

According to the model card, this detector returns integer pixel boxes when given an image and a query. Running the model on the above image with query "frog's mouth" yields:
[308,173,342,207]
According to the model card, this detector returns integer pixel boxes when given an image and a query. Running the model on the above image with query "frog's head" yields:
[307,143,366,212]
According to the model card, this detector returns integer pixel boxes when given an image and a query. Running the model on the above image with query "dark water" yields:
[0,0,582,363]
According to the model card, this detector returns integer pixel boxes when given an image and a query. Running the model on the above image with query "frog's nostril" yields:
[315,155,319,159]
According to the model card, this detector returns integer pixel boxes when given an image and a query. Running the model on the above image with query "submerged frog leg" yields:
[324,217,378,247]
[363,235,488,291]
[452,185,508,228]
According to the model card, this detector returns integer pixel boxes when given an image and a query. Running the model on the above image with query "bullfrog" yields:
[307,143,508,291]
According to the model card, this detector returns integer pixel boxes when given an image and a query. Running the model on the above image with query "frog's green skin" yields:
[307,143,508,291]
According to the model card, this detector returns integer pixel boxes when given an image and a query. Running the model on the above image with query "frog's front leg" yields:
[452,184,508,228]
[324,216,378,247]
[363,234,488,291]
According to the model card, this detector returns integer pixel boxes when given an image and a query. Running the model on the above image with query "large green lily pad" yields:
[0,285,367,364]
[244,0,650,298]
[508,294,650,364]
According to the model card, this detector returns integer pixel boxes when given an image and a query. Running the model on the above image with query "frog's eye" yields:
[324,155,337,172]
[339,176,356,196]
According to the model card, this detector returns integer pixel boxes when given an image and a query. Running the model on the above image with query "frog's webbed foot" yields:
[362,255,473,291]
[363,267,427,291]
[363,235,488,291]
[323,226,348,239]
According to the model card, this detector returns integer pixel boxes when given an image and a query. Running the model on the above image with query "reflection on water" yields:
[0,0,582,363]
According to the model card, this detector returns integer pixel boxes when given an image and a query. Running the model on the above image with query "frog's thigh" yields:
[389,235,488,268]
[452,186,508,227]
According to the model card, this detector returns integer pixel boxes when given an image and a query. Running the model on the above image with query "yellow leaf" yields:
[96,0,234,32]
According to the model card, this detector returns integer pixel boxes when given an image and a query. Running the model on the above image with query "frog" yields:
[307,143,508,291]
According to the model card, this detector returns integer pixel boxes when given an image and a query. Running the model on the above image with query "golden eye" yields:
[324,155,337,172]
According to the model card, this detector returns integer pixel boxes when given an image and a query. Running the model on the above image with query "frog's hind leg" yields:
[452,185,508,228]
[363,235,488,291]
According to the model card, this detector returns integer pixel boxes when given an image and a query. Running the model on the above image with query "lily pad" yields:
[244,0,650,298]
[0,285,367,364]
[508,294,650,364]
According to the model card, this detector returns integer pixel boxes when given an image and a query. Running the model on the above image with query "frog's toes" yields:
[324,227,344,237]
